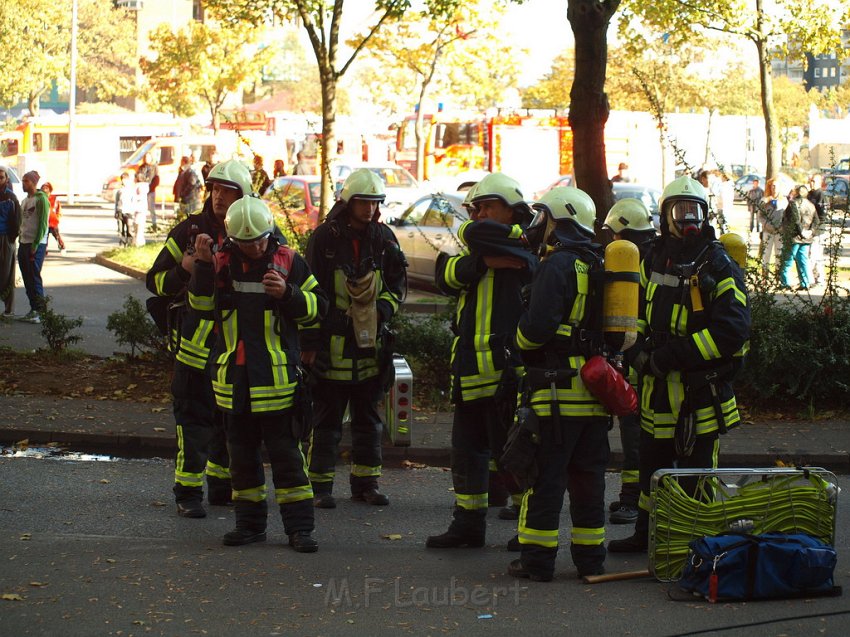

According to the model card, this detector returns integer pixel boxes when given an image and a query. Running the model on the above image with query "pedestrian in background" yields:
[273,159,287,179]
[0,166,21,316]
[251,155,271,196]
[173,156,202,220]
[746,178,764,234]
[136,152,159,233]
[759,178,786,277]
[780,184,819,291]
[17,171,49,323]
[807,174,826,286]
[41,182,66,254]
[611,162,632,183]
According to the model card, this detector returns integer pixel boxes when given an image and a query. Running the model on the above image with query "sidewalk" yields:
[1,206,848,473]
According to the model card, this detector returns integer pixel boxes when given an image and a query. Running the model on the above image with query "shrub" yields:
[106,295,167,359]
[39,297,83,352]
[391,308,454,408]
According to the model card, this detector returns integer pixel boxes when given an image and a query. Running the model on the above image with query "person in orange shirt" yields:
[41,182,66,254]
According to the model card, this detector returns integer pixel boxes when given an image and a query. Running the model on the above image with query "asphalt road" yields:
[1,456,849,637]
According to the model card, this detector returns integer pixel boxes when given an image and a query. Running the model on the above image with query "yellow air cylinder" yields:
[603,239,640,352]
[719,232,747,269]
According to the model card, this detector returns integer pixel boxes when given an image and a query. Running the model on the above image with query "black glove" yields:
[649,346,675,378]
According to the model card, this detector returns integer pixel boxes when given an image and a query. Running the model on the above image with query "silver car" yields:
[387,192,468,286]
[0,164,25,201]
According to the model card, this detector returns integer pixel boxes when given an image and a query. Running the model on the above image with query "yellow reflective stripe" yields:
[518,526,559,548]
[622,469,639,484]
[529,400,608,418]
[174,470,203,487]
[443,255,464,289]
[555,323,573,338]
[516,326,543,350]
[205,461,230,480]
[474,271,495,374]
[456,492,488,510]
[458,219,473,245]
[334,269,350,311]
[154,270,169,296]
[298,289,318,323]
[637,318,647,335]
[330,335,351,368]
[309,471,335,482]
[638,491,651,512]
[188,290,214,312]
[301,274,319,292]
[508,224,523,239]
[571,526,605,546]
[488,458,498,472]
[692,328,721,360]
[670,303,688,335]
[175,425,187,472]
[351,464,382,478]
[264,311,288,368]
[275,484,313,504]
[714,276,747,307]
[165,236,182,262]
[233,484,268,502]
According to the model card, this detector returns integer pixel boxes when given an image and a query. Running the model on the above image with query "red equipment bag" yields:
[580,355,638,416]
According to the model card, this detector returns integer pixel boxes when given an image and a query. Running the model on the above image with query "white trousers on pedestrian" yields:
[761,232,782,272]
[133,211,147,247]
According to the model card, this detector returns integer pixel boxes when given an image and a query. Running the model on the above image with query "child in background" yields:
[41,182,66,254]
[115,172,134,246]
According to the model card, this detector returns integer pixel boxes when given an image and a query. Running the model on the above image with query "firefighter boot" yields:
[608,509,648,553]
[223,500,268,546]
[508,559,553,583]
[312,481,336,509]
[350,475,389,506]
[425,508,486,548]
[173,484,206,518]
[207,476,233,507]
[280,501,318,553]
[488,469,509,508]
[289,531,319,553]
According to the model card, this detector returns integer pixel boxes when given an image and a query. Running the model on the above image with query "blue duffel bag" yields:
[678,532,841,602]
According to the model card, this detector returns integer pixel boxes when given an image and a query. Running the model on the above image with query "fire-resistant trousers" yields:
[308,378,384,495]
[617,413,641,507]
[450,398,519,511]
[518,416,610,578]
[171,367,230,504]
[225,411,314,535]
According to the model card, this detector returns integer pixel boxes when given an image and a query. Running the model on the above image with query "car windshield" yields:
[308,182,321,203]
[122,140,156,167]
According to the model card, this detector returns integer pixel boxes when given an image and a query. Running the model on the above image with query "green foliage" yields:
[390,308,454,407]
[102,243,163,272]
[106,295,166,360]
[39,298,83,353]
[140,20,272,129]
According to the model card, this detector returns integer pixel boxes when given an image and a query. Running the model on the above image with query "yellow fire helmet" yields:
[534,186,596,235]
[603,198,654,234]
[206,159,254,196]
[660,175,708,237]
[470,172,525,208]
[339,168,386,203]
[225,195,274,241]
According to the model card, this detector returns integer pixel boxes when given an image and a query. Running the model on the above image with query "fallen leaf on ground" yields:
[382,534,403,540]
[2,593,24,601]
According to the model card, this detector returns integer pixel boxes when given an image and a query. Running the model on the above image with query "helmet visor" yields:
[669,200,703,225]
[524,205,551,253]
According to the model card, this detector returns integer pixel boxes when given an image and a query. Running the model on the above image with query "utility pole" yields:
[66,0,78,204]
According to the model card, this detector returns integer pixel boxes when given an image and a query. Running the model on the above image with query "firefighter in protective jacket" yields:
[145,160,254,518]
[608,175,750,554]
[189,196,327,550]
[304,168,407,508]
[601,198,657,526]
[426,172,536,550]
[507,186,609,582]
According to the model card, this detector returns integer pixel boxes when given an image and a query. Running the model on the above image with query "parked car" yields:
[734,173,765,201]
[333,162,422,219]
[0,164,25,201]
[386,192,467,286]
[823,174,849,228]
[263,175,323,232]
[534,174,573,199]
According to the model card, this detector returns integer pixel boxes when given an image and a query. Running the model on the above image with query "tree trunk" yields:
[318,67,337,221]
[414,98,427,183]
[567,0,620,227]
[755,0,780,179]
[28,89,43,117]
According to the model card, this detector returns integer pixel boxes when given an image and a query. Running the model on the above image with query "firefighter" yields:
[146,160,254,518]
[304,168,407,508]
[608,176,750,554]
[425,172,536,550]
[601,198,657,525]
[189,196,327,550]
[507,186,609,582]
